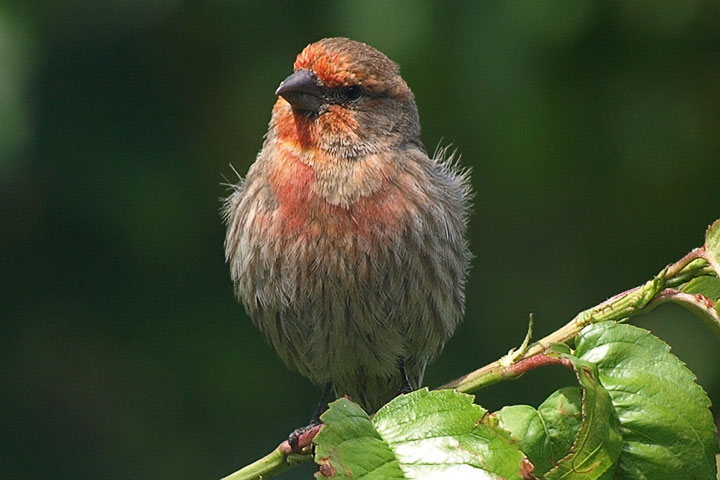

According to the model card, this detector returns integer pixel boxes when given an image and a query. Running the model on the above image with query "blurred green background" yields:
[2,1,719,478]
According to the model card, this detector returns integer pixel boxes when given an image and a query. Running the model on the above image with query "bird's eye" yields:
[344,86,362,101]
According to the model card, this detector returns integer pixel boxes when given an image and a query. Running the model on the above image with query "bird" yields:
[223,37,471,440]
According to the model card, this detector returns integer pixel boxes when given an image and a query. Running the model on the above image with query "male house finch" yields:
[223,38,471,424]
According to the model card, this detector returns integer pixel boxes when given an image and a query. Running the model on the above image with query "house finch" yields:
[223,38,471,428]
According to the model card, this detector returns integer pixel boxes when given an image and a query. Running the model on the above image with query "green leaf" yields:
[494,387,583,476]
[545,359,623,480]
[314,389,527,479]
[704,218,720,276]
[538,388,584,472]
[313,398,405,479]
[575,322,719,479]
[494,357,623,479]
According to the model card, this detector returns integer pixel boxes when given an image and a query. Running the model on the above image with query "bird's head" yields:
[272,38,422,159]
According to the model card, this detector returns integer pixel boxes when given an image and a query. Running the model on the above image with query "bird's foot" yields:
[397,383,414,395]
[286,421,323,454]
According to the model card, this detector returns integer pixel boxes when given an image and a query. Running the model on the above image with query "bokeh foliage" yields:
[2,1,719,479]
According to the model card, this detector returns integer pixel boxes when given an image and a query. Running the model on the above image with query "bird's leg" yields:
[309,381,333,424]
[398,357,414,395]
[288,382,333,452]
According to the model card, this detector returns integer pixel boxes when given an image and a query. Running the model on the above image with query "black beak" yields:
[275,69,325,113]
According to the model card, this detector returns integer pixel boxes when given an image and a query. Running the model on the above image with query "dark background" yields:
[2,1,719,479]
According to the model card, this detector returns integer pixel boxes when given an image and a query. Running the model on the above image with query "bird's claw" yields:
[287,421,323,454]
[398,384,414,395]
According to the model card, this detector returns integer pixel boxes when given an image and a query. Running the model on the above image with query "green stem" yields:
[439,250,707,394]
[221,447,311,480]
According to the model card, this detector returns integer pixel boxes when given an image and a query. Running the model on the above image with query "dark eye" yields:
[344,86,362,101]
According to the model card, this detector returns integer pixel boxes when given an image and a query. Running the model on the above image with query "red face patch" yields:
[273,100,317,146]
[294,43,364,88]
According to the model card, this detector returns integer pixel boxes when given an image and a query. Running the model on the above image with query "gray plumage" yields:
[223,38,471,413]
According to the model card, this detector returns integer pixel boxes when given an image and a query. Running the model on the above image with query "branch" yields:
[439,248,708,393]
[647,288,720,338]
[220,426,321,480]
[221,447,295,480]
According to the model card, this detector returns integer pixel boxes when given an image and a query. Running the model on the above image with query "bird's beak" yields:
[275,69,325,113]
